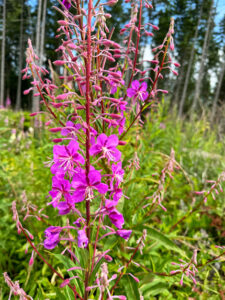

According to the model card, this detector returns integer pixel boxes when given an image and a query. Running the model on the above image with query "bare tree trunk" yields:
[32,0,42,112]
[15,0,24,111]
[210,53,225,124]
[191,0,214,114]
[39,0,47,66]
[178,3,203,118]
[0,0,6,107]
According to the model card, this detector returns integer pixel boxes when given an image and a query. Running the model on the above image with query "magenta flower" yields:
[50,165,66,179]
[111,188,123,202]
[62,0,71,9]
[52,140,85,173]
[90,133,121,162]
[118,116,126,135]
[61,121,82,138]
[77,229,88,248]
[73,217,85,228]
[127,80,148,101]
[48,176,72,208]
[108,71,125,94]
[72,168,108,202]
[118,100,127,112]
[56,201,74,215]
[116,229,132,240]
[104,200,124,229]
[110,162,124,189]
[108,209,124,229]
[105,198,118,208]
[44,226,62,249]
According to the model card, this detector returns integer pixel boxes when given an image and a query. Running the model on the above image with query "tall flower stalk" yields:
[14,0,182,298]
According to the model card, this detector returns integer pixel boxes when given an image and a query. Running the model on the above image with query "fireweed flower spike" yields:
[15,0,184,299]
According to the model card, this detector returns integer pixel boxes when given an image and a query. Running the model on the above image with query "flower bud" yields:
[49,127,62,133]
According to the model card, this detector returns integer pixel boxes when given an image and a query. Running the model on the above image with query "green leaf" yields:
[54,287,67,300]
[123,276,140,300]
[52,253,83,294]
[141,281,169,297]
[65,286,75,300]
[145,226,186,256]
[35,288,45,300]
[124,177,158,187]
[103,235,118,251]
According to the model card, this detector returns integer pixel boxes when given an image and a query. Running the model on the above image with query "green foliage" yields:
[0,109,53,298]
[1,105,225,298]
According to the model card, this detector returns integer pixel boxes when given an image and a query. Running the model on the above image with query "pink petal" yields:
[107,134,119,147]
[97,133,108,146]
[140,81,147,91]
[131,80,140,90]
[96,183,108,194]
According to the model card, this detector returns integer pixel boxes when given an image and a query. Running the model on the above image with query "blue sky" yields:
[216,0,225,25]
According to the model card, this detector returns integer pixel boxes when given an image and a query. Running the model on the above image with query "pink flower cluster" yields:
[20,0,179,297]
[44,124,132,249]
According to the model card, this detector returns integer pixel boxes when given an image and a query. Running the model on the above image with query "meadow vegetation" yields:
[1,104,225,299]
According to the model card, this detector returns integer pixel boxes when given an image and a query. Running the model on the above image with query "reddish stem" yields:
[197,250,225,267]
[84,0,93,298]
[85,0,92,243]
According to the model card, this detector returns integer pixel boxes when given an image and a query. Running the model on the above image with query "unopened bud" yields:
[24,88,33,95]
[29,257,34,266]
[53,60,65,66]
[57,20,68,26]
[49,127,62,133]
[53,138,63,143]
[30,112,38,117]
[118,140,127,145]
[60,279,70,288]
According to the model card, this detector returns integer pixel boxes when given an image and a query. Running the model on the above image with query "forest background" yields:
[0,0,225,121]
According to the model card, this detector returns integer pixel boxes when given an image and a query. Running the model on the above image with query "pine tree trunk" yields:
[178,3,203,118]
[210,54,225,124]
[39,0,47,66]
[15,0,24,111]
[191,0,214,114]
[32,0,42,112]
[0,0,6,107]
